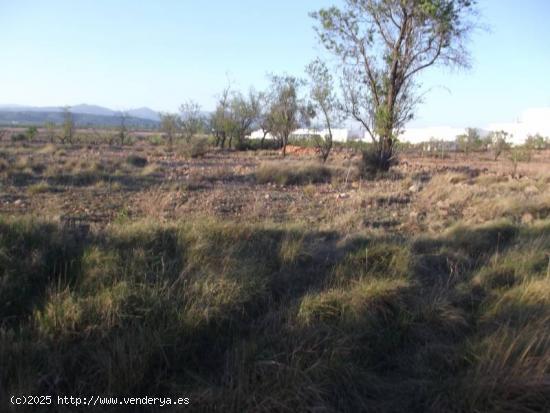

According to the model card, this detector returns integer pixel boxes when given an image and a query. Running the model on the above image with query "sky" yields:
[1,0,550,130]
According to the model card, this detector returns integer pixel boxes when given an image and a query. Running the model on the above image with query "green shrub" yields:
[11,133,27,142]
[255,161,332,185]
[178,137,209,158]
[125,154,148,168]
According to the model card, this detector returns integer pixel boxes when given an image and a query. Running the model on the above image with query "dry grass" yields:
[1,141,550,412]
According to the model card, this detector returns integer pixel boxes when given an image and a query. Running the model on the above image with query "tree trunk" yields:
[260,131,268,149]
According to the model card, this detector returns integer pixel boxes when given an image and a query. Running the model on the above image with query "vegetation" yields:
[255,161,333,185]
[268,75,312,157]
[179,100,204,143]
[1,215,549,412]
[61,106,75,145]
[306,58,340,163]
[312,0,477,171]
[126,154,148,168]
[456,127,484,154]
[2,2,549,412]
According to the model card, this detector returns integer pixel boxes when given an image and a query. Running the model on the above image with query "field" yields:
[1,137,549,412]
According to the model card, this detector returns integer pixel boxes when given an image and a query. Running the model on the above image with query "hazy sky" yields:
[1,0,550,127]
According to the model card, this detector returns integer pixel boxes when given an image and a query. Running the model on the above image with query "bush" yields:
[178,137,209,158]
[237,138,281,151]
[255,161,332,185]
[358,146,398,177]
[11,133,27,142]
[125,154,148,168]
[27,181,51,194]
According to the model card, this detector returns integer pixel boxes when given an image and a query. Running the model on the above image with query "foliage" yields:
[1,217,549,412]
[268,74,312,157]
[26,126,38,141]
[125,154,148,168]
[312,0,478,170]
[178,136,209,158]
[487,130,511,160]
[159,113,179,148]
[61,106,75,144]
[179,100,204,142]
[11,133,27,142]
[306,58,341,163]
[44,121,57,143]
[456,127,483,153]
[210,86,262,150]
[117,112,129,146]
[256,161,333,185]
[524,133,549,150]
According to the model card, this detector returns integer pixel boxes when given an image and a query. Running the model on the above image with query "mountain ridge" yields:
[0,103,161,122]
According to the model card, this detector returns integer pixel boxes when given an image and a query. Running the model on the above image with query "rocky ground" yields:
[1,140,549,235]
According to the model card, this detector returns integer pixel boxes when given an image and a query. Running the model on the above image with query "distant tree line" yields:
[6,0,486,172]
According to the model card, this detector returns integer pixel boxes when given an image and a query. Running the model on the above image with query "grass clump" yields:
[178,137,209,158]
[1,216,549,412]
[256,161,332,185]
[27,181,52,194]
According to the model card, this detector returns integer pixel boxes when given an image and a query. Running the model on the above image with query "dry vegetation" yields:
[1,138,550,412]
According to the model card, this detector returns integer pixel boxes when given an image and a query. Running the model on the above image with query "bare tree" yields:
[229,89,261,149]
[117,112,129,146]
[211,85,232,149]
[61,106,75,144]
[160,113,179,148]
[257,92,275,149]
[312,0,477,171]
[44,121,57,143]
[268,74,310,157]
[179,100,203,143]
[488,130,510,161]
[456,127,482,154]
[306,58,342,163]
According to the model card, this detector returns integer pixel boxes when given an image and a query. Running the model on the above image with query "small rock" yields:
[14,199,22,206]
[337,193,350,199]
[264,194,270,200]
[521,212,534,224]
[408,184,420,193]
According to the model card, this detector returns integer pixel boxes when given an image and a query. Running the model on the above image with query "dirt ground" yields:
[1,140,549,235]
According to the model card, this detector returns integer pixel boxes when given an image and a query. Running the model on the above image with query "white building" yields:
[400,108,550,145]
[487,108,550,145]
[249,128,353,142]
[249,107,550,146]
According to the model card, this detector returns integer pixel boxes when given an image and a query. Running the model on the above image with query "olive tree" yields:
[44,121,57,143]
[211,86,232,149]
[456,127,482,154]
[488,130,510,161]
[229,89,261,149]
[312,0,477,171]
[179,100,203,143]
[61,106,75,144]
[268,74,311,157]
[26,126,38,141]
[160,113,179,148]
[257,92,275,149]
[306,58,342,163]
[117,112,129,145]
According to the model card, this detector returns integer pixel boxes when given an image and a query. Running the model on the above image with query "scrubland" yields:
[1,139,549,412]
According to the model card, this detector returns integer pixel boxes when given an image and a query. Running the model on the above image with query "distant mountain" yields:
[127,107,160,121]
[71,104,116,117]
[0,103,161,128]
